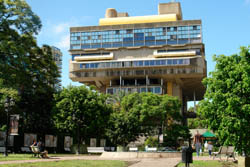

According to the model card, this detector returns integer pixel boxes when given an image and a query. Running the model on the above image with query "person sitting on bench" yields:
[37,140,49,158]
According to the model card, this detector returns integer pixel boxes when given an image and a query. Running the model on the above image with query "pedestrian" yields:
[193,130,203,157]
[207,141,213,157]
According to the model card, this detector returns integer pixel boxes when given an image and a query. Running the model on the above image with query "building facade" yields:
[69,2,206,115]
[51,46,63,90]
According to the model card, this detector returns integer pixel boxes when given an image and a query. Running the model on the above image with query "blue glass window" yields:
[81,45,91,49]
[145,36,155,41]
[178,59,183,64]
[150,60,155,66]
[140,87,146,93]
[173,59,177,65]
[134,42,144,46]
[113,42,122,47]
[156,60,161,65]
[123,37,133,42]
[160,60,166,65]
[145,61,150,66]
[102,43,112,48]
[145,41,155,46]
[167,60,173,65]
[156,40,166,45]
[85,64,90,69]
[123,42,133,47]
[154,87,161,94]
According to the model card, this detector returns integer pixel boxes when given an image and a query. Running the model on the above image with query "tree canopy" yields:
[0,0,60,134]
[53,85,113,145]
[198,46,250,155]
[106,92,189,147]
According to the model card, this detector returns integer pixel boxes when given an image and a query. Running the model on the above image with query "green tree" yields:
[106,92,189,147]
[0,0,60,134]
[187,106,207,129]
[0,0,42,88]
[198,46,250,155]
[53,85,112,152]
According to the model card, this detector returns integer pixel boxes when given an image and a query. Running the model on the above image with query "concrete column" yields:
[167,81,173,96]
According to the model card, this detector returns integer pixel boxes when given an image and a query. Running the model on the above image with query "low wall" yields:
[100,152,181,159]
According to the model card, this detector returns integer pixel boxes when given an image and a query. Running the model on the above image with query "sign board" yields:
[90,138,96,147]
[159,134,164,144]
[64,136,73,150]
[24,133,37,147]
[45,135,57,147]
[9,115,19,135]
[100,139,106,147]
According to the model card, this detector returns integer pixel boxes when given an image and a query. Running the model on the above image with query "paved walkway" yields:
[128,158,181,167]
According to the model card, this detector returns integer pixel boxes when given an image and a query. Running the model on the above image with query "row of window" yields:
[70,25,202,49]
[106,86,162,95]
[72,25,201,37]
[72,31,200,43]
[71,39,201,50]
[79,59,190,69]
[72,34,201,44]
[73,30,201,42]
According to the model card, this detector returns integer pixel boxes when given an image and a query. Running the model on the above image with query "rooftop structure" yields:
[69,2,207,117]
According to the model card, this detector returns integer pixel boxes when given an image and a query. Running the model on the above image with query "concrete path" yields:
[128,158,181,167]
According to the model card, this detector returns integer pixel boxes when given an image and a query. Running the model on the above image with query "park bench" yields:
[30,146,48,158]
[64,148,71,152]
[104,147,116,152]
[147,147,157,152]
[21,147,32,153]
[226,146,236,161]
[129,147,138,152]
[213,146,236,161]
[87,147,105,153]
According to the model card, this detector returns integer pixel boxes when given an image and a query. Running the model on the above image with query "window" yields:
[126,29,133,34]
[154,87,161,94]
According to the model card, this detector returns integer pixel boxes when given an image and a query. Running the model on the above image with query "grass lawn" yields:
[178,160,237,167]
[0,160,127,167]
[0,154,34,161]
[0,154,93,161]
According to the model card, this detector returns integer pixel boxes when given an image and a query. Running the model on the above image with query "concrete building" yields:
[51,46,63,90]
[69,2,206,116]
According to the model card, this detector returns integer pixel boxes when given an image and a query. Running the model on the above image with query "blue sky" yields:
[26,0,250,87]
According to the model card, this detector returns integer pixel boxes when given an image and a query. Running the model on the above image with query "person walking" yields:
[193,131,203,157]
[207,141,213,157]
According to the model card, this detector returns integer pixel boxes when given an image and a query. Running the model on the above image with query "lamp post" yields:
[4,97,15,157]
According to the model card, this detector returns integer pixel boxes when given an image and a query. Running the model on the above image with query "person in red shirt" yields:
[193,131,203,156]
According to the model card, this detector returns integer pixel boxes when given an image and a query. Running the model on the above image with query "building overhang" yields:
[153,50,197,58]
[74,53,114,61]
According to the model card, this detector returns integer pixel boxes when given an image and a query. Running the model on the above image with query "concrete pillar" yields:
[167,81,173,96]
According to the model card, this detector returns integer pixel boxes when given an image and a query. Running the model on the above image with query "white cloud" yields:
[56,34,70,50]
[53,23,70,34]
